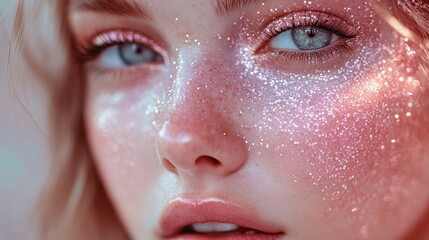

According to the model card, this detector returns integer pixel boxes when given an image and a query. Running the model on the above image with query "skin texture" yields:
[69,0,429,239]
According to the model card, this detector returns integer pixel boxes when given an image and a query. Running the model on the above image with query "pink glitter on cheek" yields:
[230,3,429,237]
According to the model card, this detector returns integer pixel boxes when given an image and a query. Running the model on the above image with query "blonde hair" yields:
[10,0,429,239]
[11,0,126,239]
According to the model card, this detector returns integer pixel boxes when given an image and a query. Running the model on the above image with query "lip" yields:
[158,197,285,239]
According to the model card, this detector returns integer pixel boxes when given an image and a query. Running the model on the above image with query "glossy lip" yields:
[158,197,286,239]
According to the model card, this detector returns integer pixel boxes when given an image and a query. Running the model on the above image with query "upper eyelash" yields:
[259,11,360,44]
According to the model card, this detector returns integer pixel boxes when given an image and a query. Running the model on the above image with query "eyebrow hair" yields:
[214,0,264,17]
[71,0,261,19]
[71,0,150,19]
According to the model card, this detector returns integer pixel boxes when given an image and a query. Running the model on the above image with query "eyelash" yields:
[77,11,359,67]
[257,11,360,65]
[77,30,163,61]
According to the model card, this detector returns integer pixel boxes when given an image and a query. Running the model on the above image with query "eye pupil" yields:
[306,28,316,38]
[135,46,144,55]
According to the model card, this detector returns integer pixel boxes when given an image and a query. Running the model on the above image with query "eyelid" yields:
[257,11,360,45]
[252,10,361,70]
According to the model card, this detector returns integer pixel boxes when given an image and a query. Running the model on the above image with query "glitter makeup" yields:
[230,3,426,238]
[69,0,429,239]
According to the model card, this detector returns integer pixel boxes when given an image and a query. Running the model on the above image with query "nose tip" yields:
[156,121,247,178]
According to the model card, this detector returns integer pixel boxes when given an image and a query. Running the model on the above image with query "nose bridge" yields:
[163,49,231,150]
[179,48,220,92]
[169,48,226,127]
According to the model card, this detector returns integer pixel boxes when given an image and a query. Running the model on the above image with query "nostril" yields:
[162,158,178,174]
[195,155,222,167]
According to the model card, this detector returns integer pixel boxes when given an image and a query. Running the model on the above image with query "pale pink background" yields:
[0,1,49,239]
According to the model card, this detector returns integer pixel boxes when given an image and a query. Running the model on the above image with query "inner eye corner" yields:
[253,42,270,55]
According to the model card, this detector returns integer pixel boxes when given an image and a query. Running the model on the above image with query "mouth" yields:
[159,197,286,239]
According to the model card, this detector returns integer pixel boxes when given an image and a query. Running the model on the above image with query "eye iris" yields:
[118,43,161,65]
[291,27,333,50]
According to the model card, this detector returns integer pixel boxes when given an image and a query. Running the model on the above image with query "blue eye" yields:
[118,43,163,65]
[258,11,358,66]
[270,26,340,51]
[96,43,163,69]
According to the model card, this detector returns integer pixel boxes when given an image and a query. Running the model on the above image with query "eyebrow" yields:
[71,0,150,19]
[214,0,263,17]
[71,0,262,18]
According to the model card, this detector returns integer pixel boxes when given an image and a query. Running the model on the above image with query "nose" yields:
[156,103,248,178]
[156,64,247,179]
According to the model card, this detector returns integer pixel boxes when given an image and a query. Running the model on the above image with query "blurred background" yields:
[1,1,49,239]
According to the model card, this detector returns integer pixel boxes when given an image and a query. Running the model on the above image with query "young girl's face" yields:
[70,0,429,239]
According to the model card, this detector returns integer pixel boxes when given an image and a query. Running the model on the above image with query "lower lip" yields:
[167,233,285,240]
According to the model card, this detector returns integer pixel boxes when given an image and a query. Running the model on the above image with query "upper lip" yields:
[158,197,285,237]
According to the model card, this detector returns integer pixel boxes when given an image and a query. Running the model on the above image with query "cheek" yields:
[239,28,429,231]
[87,90,158,175]
[84,81,165,230]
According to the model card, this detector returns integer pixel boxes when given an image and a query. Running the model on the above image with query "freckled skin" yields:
[72,0,429,239]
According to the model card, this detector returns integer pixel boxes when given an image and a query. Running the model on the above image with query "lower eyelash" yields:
[267,40,354,65]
